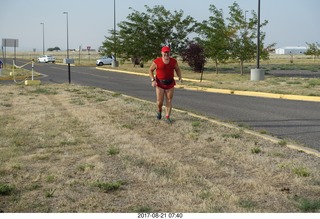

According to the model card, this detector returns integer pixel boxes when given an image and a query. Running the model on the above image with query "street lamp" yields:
[63,12,69,59]
[250,0,265,81]
[63,11,71,83]
[114,0,116,61]
[256,0,261,69]
[40,23,45,55]
[112,0,119,67]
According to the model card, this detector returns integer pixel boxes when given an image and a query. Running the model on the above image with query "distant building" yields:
[81,49,96,52]
[275,46,307,55]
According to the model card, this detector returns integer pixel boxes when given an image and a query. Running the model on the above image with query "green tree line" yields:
[101,2,273,74]
[305,42,320,62]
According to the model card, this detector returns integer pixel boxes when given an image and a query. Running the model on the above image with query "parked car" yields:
[38,55,55,63]
[96,56,113,66]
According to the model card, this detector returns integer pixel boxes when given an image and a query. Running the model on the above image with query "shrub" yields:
[107,146,120,155]
[180,42,206,73]
[295,197,320,212]
[293,167,310,177]
[96,181,125,193]
[0,183,14,196]
[251,147,262,154]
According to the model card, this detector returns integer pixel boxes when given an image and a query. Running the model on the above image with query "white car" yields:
[96,56,113,66]
[38,55,55,63]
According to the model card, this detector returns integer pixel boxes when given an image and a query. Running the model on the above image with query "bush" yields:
[95,180,125,193]
[180,42,206,73]
[0,183,14,196]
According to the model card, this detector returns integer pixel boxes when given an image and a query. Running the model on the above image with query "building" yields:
[275,46,307,55]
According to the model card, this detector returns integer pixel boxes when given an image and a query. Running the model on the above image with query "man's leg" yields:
[164,88,174,119]
[156,86,165,119]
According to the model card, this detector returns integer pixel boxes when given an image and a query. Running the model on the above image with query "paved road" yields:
[4,60,320,152]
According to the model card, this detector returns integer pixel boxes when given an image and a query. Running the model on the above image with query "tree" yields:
[180,42,206,75]
[197,5,230,74]
[47,46,61,52]
[305,42,320,63]
[101,5,195,66]
[227,2,268,75]
[101,29,121,57]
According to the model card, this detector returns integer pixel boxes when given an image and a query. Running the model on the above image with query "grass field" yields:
[0,84,320,213]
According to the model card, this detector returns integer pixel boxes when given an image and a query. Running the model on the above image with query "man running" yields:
[149,46,182,123]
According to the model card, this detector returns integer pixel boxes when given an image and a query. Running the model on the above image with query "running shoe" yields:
[166,117,172,124]
[156,112,162,120]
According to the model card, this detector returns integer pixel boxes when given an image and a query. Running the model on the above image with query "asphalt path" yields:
[4,60,320,152]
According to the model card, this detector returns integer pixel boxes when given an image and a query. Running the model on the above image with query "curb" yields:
[175,85,320,102]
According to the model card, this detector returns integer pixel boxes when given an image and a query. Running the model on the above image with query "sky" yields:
[1,0,319,52]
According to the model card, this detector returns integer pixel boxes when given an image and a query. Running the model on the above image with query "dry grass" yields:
[0,65,41,82]
[0,83,320,213]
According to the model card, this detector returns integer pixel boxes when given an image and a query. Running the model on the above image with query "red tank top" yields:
[154,57,177,80]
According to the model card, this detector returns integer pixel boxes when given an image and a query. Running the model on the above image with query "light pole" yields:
[114,0,116,61]
[250,0,265,81]
[63,11,71,84]
[63,12,69,59]
[40,23,45,55]
[112,0,119,67]
[256,0,261,69]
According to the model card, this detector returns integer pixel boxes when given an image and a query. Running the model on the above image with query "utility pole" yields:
[112,0,119,67]
[256,0,261,69]
[250,0,265,81]
[63,11,71,84]
[40,23,45,55]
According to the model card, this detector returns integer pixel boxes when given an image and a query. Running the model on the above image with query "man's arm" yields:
[149,62,157,81]
[175,62,182,81]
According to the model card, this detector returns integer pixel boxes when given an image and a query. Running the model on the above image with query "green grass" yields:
[122,124,134,130]
[296,197,320,212]
[29,87,58,95]
[307,79,320,87]
[259,130,267,134]
[191,121,201,127]
[45,188,56,198]
[251,147,262,154]
[46,175,55,183]
[77,163,95,172]
[239,199,257,211]
[278,140,287,146]
[0,183,14,196]
[222,133,242,139]
[292,167,311,177]
[107,146,120,155]
[134,205,153,213]
[95,181,125,193]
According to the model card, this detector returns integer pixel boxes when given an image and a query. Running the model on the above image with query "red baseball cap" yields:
[161,46,170,53]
